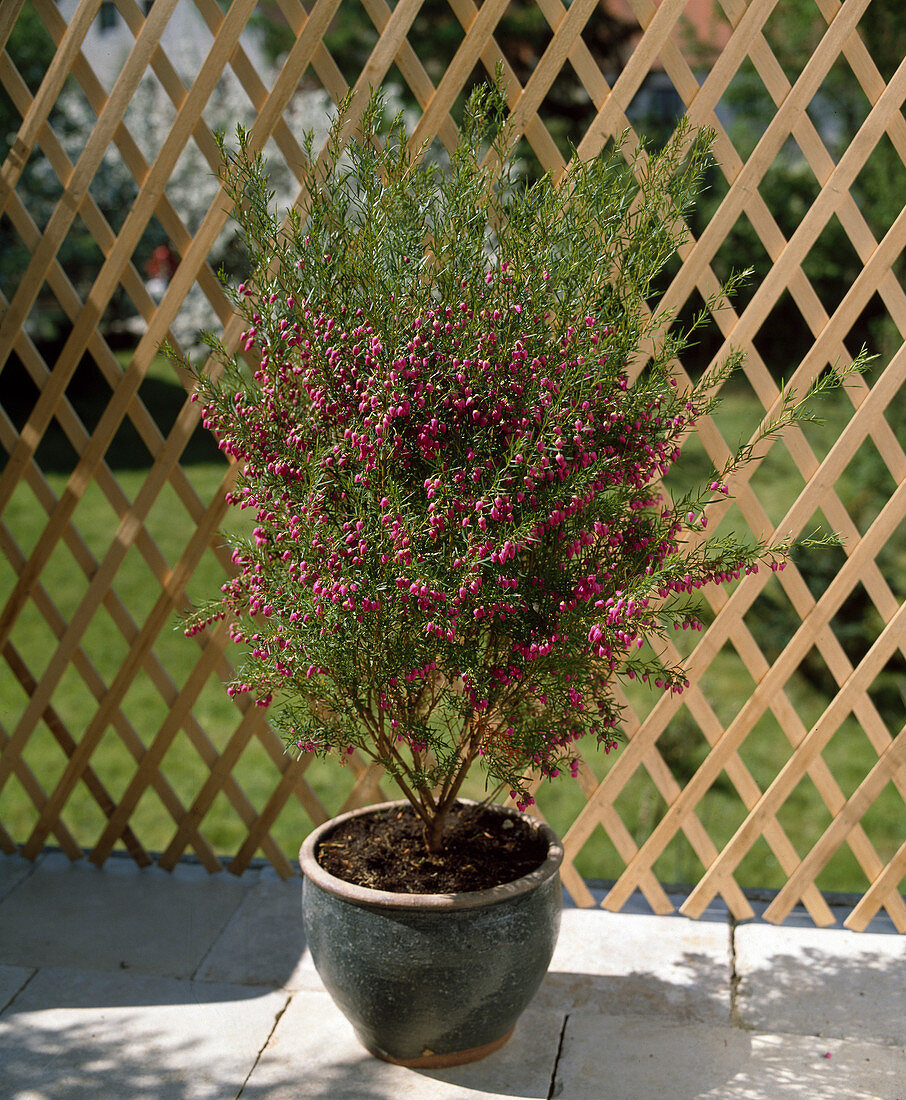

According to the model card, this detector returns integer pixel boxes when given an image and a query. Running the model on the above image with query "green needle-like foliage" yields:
[179,82,867,855]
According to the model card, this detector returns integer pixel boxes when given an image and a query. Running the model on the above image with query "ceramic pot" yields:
[299,799,563,1067]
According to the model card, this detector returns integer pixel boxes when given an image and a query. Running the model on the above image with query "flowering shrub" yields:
[183,85,850,854]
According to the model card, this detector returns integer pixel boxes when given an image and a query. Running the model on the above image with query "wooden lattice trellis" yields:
[1,0,904,930]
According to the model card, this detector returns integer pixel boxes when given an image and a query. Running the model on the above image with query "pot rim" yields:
[299,798,563,911]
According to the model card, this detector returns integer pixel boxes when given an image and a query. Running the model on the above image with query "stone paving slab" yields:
[196,871,320,991]
[534,908,731,1022]
[551,1014,906,1099]
[0,966,287,1100]
[1,853,903,1098]
[735,922,906,1047]
[244,989,563,1099]
[0,854,33,903]
[0,853,253,980]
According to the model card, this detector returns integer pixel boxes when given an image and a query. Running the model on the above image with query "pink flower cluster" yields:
[191,277,757,799]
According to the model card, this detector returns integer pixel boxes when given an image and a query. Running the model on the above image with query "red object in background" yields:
[146,244,179,281]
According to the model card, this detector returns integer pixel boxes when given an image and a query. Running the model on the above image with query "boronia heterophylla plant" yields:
[182,83,857,855]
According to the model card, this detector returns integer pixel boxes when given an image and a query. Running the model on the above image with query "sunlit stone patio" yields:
[0,851,903,1099]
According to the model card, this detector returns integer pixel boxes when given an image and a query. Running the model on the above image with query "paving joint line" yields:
[189,866,262,982]
[727,912,752,1031]
[546,1011,570,1099]
[0,965,39,1016]
[235,989,292,1098]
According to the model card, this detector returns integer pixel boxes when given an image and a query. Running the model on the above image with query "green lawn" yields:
[2,355,903,894]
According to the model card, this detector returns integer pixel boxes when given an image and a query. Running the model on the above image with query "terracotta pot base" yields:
[367,1026,515,1068]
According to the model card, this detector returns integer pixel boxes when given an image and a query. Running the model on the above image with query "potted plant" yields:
[181,82,854,1066]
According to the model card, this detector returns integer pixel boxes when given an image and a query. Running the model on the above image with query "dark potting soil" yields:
[315,802,549,893]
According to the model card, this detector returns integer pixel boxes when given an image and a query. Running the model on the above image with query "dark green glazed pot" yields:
[299,799,563,1067]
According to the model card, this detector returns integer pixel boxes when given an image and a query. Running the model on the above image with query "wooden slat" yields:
[118,676,271,869]
[16,487,234,860]
[340,762,390,816]
[0,0,101,205]
[0,372,257,877]
[87,617,235,866]
[764,720,906,927]
[0,350,226,869]
[684,598,906,920]
[606,468,906,913]
[228,758,317,877]
[410,0,511,149]
[27,0,236,354]
[703,56,906,370]
[0,0,28,52]
[445,0,563,170]
[6,0,350,864]
[0,0,262,760]
[491,0,803,918]
[577,0,694,158]
[503,0,604,148]
[0,0,178,377]
[846,841,906,932]
[670,0,872,332]
[526,20,858,918]
[680,362,906,916]
[2,642,143,864]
